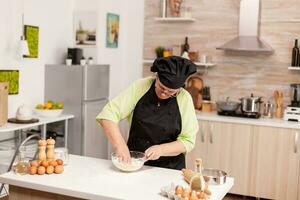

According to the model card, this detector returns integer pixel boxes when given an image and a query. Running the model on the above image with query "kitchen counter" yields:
[196,111,300,129]
[0,155,234,200]
[0,114,74,133]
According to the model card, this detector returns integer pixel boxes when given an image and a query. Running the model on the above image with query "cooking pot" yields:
[240,93,263,113]
[216,97,240,112]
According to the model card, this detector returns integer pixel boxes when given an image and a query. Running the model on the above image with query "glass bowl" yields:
[111,151,146,172]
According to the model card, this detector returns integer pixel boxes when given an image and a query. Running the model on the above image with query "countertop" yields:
[196,111,300,129]
[0,155,234,200]
[0,114,74,133]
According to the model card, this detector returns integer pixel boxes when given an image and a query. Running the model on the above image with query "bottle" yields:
[190,158,206,192]
[291,39,299,66]
[160,0,167,18]
[14,146,30,175]
[181,37,190,55]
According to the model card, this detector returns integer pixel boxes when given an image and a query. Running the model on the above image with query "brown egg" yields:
[175,185,183,195]
[30,160,39,167]
[197,192,205,199]
[49,160,58,167]
[54,165,64,174]
[41,160,49,168]
[37,166,46,175]
[29,166,37,175]
[38,140,47,146]
[56,159,64,166]
[46,166,54,174]
[181,188,190,198]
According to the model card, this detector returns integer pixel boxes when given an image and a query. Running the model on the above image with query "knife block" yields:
[0,82,8,126]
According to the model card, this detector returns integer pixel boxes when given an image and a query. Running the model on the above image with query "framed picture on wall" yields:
[106,13,119,48]
[74,12,97,46]
[0,70,19,95]
[24,25,39,58]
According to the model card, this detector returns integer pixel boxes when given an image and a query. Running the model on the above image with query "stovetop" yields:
[217,111,261,119]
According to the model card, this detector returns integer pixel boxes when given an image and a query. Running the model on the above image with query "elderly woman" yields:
[96,56,198,170]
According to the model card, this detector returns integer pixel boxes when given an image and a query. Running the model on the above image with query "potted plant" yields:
[80,56,86,66]
[65,55,72,66]
[155,46,164,58]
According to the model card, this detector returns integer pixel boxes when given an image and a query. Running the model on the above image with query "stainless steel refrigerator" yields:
[45,64,109,159]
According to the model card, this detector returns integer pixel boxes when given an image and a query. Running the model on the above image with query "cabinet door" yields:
[186,120,209,170]
[250,126,299,200]
[205,121,253,195]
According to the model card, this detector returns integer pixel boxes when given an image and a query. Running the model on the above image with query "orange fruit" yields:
[44,102,52,109]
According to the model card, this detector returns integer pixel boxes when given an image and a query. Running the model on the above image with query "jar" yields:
[202,100,212,112]
[163,48,172,57]
[14,146,30,175]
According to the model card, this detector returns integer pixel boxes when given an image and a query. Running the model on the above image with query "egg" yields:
[197,191,205,199]
[189,190,198,200]
[37,166,46,175]
[181,188,190,198]
[175,185,183,195]
[56,159,64,166]
[41,160,49,168]
[54,165,64,174]
[49,160,58,167]
[46,166,54,174]
[30,160,39,167]
[29,166,37,175]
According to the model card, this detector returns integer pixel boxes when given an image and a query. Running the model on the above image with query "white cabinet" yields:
[187,120,252,195]
[187,120,300,199]
[249,126,299,200]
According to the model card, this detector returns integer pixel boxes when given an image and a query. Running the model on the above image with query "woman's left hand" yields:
[145,145,163,160]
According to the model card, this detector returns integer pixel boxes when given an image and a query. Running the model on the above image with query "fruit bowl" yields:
[34,109,63,118]
[111,151,146,172]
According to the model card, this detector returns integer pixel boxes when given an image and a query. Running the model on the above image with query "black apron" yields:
[127,81,185,170]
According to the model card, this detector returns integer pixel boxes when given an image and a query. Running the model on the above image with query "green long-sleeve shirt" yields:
[96,76,199,152]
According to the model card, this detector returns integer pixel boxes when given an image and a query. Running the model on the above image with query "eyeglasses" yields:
[155,78,179,98]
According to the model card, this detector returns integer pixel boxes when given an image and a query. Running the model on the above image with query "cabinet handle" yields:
[294,132,299,154]
[209,124,214,144]
[200,124,205,143]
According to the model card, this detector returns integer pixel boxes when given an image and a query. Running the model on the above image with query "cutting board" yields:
[0,82,8,126]
[186,75,203,110]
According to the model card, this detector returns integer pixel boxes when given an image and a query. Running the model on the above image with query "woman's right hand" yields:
[115,145,131,163]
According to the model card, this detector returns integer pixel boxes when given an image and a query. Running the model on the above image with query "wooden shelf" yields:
[288,67,300,70]
[143,59,216,67]
[154,17,196,22]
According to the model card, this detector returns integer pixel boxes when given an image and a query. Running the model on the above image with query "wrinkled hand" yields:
[145,145,163,160]
[115,145,131,163]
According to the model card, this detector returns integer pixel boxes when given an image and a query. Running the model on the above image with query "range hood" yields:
[217,0,274,54]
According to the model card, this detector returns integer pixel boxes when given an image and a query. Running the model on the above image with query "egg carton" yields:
[160,183,210,200]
